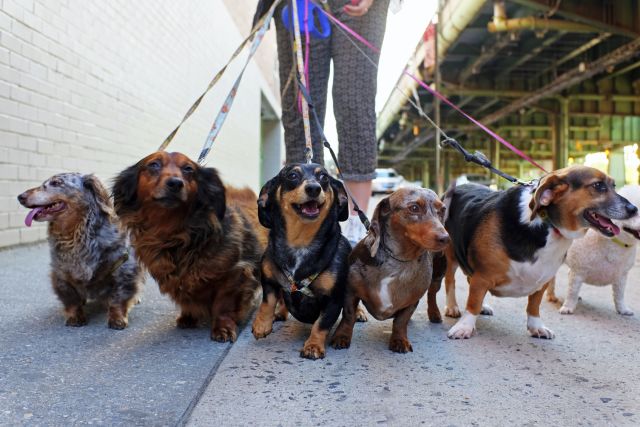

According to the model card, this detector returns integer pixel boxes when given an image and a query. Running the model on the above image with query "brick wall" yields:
[0,0,282,248]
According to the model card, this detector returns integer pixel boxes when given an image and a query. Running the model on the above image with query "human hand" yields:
[344,0,374,17]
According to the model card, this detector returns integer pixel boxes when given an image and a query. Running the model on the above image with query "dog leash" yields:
[288,0,314,163]
[159,0,282,152]
[294,75,371,230]
[197,0,282,165]
[314,1,548,177]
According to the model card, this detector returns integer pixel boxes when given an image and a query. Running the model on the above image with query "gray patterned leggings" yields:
[275,0,390,181]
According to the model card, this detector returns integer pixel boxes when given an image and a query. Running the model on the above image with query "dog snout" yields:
[17,192,28,205]
[165,177,184,193]
[305,182,321,198]
[436,232,450,246]
[625,201,638,217]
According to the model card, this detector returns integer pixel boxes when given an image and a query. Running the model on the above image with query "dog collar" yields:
[611,237,632,249]
[538,210,562,237]
[282,268,318,297]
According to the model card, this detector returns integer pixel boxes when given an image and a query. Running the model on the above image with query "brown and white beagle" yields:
[438,165,637,339]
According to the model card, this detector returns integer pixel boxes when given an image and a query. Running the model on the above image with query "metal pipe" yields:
[488,16,599,33]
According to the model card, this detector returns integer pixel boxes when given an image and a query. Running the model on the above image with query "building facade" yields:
[0,0,283,247]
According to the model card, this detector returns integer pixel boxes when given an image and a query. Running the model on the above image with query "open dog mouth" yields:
[293,200,323,219]
[623,227,640,240]
[24,201,66,226]
[583,209,620,237]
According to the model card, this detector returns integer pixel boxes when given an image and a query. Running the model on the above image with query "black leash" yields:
[439,137,534,186]
[294,75,371,231]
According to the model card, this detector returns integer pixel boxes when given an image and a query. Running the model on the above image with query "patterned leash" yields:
[159,0,282,153]
[196,0,282,164]
[289,0,314,163]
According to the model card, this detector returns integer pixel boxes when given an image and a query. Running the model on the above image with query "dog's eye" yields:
[49,179,61,187]
[147,161,161,171]
[182,165,195,174]
[287,172,299,181]
[592,181,607,193]
[409,204,420,213]
[318,173,329,184]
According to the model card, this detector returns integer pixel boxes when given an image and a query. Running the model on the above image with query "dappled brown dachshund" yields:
[112,151,267,342]
[331,188,450,353]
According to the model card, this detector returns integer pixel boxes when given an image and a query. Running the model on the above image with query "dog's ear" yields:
[112,163,140,216]
[83,174,115,218]
[530,173,569,220]
[258,176,280,229]
[195,167,226,221]
[330,176,349,222]
[362,197,390,257]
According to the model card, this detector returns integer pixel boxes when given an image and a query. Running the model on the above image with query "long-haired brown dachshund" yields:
[112,151,267,342]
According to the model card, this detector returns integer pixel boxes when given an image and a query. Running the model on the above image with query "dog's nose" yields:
[305,183,321,198]
[436,233,450,245]
[626,202,638,216]
[17,193,27,204]
[166,177,184,193]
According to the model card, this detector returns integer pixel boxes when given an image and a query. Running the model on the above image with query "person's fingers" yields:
[343,0,373,17]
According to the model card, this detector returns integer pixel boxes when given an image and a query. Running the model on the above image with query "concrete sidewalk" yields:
[187,262,640,426]
[1,242,639,426]
[0,243,235,426]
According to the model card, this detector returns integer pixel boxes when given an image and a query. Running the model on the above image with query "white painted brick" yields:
[0,212,9,229]
[8,148,29,165]
[0,164,19,180]
[0,131,19,148]
[0,228,20,246]
[0,46,10,65]
[20,227,41,243]
[0,2,281,247]
[0,31,23,54]
[19,135,37,151]
[9,211,24,228]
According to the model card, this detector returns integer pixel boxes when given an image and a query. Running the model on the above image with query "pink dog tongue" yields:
[598,216,620,235]
[25,207,43,227]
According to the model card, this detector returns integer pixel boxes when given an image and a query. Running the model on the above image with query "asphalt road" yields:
[1,232,640,426]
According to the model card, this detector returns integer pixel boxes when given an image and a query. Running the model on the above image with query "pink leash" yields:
[316,2,547,173]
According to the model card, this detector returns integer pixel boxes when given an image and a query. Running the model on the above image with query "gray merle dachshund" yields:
[18,173,141,329]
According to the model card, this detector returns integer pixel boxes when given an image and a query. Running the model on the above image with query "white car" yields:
[372,168,405,194]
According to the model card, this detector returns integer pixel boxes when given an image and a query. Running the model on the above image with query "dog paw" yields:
[108,317,128,330]
[211,327,237,343]
[330,334,352,350]
[65,313,87,327]
[300,343,325,360]
[252,319,273,339]
[355,306,368,322]
[445,306,462,318]
[428,308,442,323]
[176,314,198,328]
[389,337,413,353]
[617,306,634,316]
[480,304,494,316]
[527,316,555,339]
[447,323,475,339]
[559,305,575,315]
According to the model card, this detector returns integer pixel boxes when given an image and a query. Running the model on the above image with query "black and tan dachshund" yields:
[252,163,350,359]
